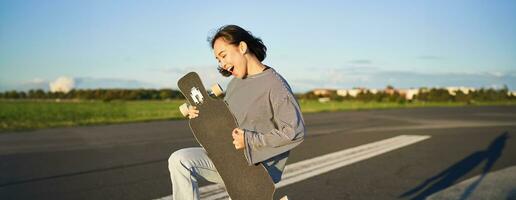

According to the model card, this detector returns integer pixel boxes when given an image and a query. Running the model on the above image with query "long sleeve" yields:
[243,93,305,165]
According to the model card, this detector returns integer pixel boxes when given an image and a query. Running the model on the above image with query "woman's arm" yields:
[244,94,305,149]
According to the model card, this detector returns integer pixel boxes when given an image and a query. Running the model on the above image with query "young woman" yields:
[168,25,305,200]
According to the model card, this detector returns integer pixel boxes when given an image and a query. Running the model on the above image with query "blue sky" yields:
[1,0,515,92]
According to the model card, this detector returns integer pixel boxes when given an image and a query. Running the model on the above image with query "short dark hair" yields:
[209,25,267,62]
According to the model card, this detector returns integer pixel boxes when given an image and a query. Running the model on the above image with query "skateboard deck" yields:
[178,72,275,200]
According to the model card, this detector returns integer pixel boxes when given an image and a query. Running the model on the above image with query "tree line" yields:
[1,87,514,102]
[298,87,515,103]
[0,89,185,101]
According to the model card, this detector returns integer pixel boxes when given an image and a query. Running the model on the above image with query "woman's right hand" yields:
[188,105,199,119]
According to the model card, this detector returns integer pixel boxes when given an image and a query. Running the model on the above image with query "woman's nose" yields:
[219,62,229,70]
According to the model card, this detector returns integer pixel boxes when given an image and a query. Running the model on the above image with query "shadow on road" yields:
[399,132,509,200]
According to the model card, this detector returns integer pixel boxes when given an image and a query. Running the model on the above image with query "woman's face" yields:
[213,38,248,79]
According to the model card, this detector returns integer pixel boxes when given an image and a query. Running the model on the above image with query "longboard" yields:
[177,72,276,200]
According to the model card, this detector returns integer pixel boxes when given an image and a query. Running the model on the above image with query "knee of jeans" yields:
[168,149,189,170]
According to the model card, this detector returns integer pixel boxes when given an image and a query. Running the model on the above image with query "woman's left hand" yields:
[232,128,245,150]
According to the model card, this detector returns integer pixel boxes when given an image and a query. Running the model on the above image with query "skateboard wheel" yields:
[280,196,289,200]
[179,103,189,117]
[211,84,223,97]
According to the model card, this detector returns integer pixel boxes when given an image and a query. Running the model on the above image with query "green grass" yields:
[0,100,185,132]
[1,99,515,132]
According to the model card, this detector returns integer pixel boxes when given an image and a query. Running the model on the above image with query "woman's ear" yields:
[239,41,248,55]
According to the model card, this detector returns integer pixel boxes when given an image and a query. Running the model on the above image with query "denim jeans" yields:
[168,147,225,200]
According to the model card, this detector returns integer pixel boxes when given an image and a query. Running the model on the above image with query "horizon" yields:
[1,78,511,94]
[1,0,515,93]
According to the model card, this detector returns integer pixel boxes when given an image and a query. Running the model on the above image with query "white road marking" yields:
[155,135,431,200]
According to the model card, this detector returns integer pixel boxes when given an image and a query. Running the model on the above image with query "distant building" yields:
[397,88,420,100]
[311,86,482,100]
[312,88,335,97]
[419,87,430,93]
[384,87,395,95]
[445,87,475,95]
[406,89,420,100]
[336,88,367,97]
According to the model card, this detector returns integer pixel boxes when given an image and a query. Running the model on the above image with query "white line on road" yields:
[155,135,431,200]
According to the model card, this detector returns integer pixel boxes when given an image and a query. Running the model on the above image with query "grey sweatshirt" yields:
[224,67,305,183]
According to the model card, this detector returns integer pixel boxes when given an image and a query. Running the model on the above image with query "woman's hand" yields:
[187,105,199,119]
[232,128,245,150]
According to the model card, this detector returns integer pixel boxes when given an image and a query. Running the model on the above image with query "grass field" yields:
[1,99,515,132]
[0,100,185,132]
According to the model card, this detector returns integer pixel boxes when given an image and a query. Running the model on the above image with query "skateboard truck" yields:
[208,83,224,97]
[179,84,224,117]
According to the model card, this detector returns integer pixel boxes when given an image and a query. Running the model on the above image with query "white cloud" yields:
[488,71,504,78]
[290,67,516,92]
[49,76,75,93]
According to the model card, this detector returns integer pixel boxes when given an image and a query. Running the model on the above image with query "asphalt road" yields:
[1,106,515,200]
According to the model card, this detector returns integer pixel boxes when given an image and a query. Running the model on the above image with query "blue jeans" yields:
[168,147,225,200]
